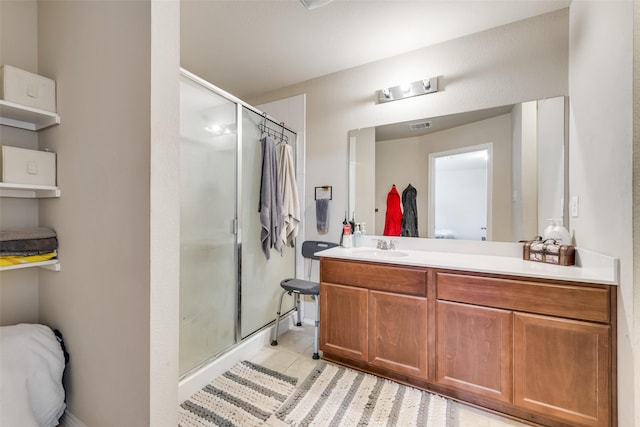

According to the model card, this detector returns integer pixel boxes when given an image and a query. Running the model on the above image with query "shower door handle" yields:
[230,219,238,235]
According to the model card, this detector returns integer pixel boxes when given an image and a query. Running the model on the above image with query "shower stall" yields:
[179,69,297,377]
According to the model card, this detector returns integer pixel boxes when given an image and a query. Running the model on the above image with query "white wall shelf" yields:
[0,260,61,272]
[0,100,61,273]
[0,100,60,131]
[0,182,61,198]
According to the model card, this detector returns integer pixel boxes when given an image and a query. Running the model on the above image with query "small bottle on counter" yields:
[349,212,356,235]
[353,223,362,247]
[341,224,352,248]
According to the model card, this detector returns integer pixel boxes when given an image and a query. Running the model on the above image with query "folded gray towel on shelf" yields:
[316,198,330,233]
[1,227,57,242]
[0,237,58,255]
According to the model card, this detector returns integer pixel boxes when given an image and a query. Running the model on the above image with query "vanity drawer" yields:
[321,258,427,297]
[435,272,610,323]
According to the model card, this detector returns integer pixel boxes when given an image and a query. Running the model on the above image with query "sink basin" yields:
[352,249,409,258]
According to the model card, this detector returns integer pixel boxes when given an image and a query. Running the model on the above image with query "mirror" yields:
[348,96,568,243]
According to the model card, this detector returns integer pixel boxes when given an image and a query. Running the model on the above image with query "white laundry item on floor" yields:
[0,323,66,427]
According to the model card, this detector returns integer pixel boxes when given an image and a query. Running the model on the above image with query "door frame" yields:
[428,143,493,240]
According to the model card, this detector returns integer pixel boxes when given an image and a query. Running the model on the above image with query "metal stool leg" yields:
[295,292,302,326]
[313,294,320,359]
[271,289,287,346]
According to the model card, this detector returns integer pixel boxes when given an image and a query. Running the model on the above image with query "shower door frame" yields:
[179,68,299,374]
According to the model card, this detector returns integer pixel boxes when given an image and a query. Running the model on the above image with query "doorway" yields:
[429,144,492,240]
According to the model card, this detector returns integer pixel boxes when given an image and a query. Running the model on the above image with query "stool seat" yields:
[280,278,319,295]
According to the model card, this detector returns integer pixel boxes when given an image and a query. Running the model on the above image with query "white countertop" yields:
[316,236,619,286]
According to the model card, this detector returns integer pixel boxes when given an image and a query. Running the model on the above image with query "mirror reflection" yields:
[348,96,568,243]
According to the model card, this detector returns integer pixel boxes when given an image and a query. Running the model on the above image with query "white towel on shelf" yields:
[277,143,300,247]
[259,135,283,259]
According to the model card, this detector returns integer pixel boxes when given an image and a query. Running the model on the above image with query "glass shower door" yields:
[179,77,237,375]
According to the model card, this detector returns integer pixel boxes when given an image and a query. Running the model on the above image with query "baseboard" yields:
[59,409,87,427]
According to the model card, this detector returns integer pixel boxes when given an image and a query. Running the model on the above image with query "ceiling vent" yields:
[300,0,334,9]
[409,121,431,131]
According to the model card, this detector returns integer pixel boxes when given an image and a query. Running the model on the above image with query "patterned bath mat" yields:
[179,360,297,427]
[276,363,453,426]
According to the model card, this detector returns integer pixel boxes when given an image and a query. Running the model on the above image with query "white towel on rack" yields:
[259,135,283,259]
[278,143,300,247]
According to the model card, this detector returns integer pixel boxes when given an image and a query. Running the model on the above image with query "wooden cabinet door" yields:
[436,300,513,404]
[369,290,428,379]
[514,313,610,427]
[320,282,368,362]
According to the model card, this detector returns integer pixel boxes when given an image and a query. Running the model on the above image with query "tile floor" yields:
[249,324,529,427]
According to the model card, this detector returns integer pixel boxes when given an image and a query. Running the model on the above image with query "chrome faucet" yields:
[376,239,396,250]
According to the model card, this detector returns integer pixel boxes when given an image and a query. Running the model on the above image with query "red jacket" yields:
[383,185,402,236]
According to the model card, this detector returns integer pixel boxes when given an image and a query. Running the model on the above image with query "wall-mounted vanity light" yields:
[377,77,439,103]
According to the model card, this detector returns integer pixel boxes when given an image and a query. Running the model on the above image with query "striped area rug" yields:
[178,361,297,427]
[276,363,453,426]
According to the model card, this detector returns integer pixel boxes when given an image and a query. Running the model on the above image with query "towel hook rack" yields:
[258,114,289,144]
[314,185,332,200]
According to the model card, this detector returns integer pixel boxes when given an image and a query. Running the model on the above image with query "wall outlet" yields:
[570,196,579,218]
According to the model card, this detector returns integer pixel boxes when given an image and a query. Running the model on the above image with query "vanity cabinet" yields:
[435,271,613,427]
[320,258,616,427]
[319,282,368,362]
[435,300,512,404]
[513,313,611,427]
[369,290,427,378]
[320,258,428,380]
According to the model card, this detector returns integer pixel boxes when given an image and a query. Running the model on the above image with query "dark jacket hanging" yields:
[401,184,419,237]
[383,185,402,236]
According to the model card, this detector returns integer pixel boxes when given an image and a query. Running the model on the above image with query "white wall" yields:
[35,1,180,425]
[375,137,423,235]
[149,1,180,424]
[0,0,40,326]
[635,2,640,426]
[511,103,523,240]
[537,96,567,233]
[349,127,376,236]
[568,1,635,425]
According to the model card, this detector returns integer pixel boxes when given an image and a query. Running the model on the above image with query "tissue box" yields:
[522,239,575,266]
[1,146,56,186]
[0,65,56,113]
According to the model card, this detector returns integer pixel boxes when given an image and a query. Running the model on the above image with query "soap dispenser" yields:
[341,224,352,248]
[353,223,362,247]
